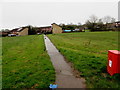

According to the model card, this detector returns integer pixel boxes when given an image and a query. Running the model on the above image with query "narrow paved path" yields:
[44,35,86,88]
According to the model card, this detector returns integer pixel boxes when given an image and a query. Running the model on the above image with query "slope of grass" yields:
[2,35,55,88]
[47,32,120,88]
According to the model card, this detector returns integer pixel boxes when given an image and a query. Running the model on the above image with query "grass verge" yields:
[2,35,55,88]
[47,31,120,88]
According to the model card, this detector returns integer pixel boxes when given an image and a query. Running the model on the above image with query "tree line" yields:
[59,15,118,32]
[1,15,118,33]
[85,15,117,31]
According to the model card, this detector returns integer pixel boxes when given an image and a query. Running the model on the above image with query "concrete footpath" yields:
[44,35,86,88]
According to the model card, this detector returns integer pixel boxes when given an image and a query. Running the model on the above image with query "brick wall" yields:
[52,24,62,34]
[18,28,28,36]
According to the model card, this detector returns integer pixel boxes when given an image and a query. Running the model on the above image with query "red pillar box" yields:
[107,50,120,76]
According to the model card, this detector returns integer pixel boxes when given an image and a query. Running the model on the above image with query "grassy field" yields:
[2,35,55,88]
[47,31,120,88]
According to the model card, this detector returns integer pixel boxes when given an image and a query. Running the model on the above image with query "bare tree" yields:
[111,18,116,23]
[98,19,103,24]
[85,15,98,31]
[89,15,98,23]
[78,22,82,26]
[85,20,95,31]
[102,16,115,24]
[59,23,65,26]
[67,22,74,25]
[85,20,91,25]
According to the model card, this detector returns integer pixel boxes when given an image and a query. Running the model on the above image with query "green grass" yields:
[47,31,120,88]
[85,29,90,32]
[2,35,55,88]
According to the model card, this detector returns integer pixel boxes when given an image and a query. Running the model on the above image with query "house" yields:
[51,23,62,34]
[36,26,52,34]
[36,23,62,34]
[1,30,10,37]
[115,21,120,28]
[18,27,28,36]
[105,21,120,31]
[114,21,120,31]
[74,27,85,32]
[5,23,62,36]
[2,32,9,37]
[9,27,29,36]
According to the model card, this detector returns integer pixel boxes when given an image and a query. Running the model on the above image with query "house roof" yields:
[2,32,9,35]
[51,23,61,27]
[36,26,51,29]
[10,27,27,32]
[115,21,120,23]
[40,26,51,28]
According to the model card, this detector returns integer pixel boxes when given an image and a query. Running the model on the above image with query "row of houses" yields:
[1,21,120,37]
[36,23,63,34]
[103,21,120,30]
[1,23,63,37]
[9,27,29,36]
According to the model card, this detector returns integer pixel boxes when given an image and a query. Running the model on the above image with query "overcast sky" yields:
[0,0,119,30]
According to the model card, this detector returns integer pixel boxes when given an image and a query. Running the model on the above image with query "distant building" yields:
[36,23,62,34]
[2,31,9,37]
[115,21,120,31]
[115,21,120,27]
[1,30,10,37]
[63,27,85,33]
[51,23,63,34]
[18,27,28,36]
[77,27,85,32]
[3,23,62,37]
[104,21,120,31]
[36,26,52,34]
[9,27,28,36]
[74,28,79,31]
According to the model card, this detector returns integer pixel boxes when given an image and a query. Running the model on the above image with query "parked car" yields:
[8,34,16,37]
